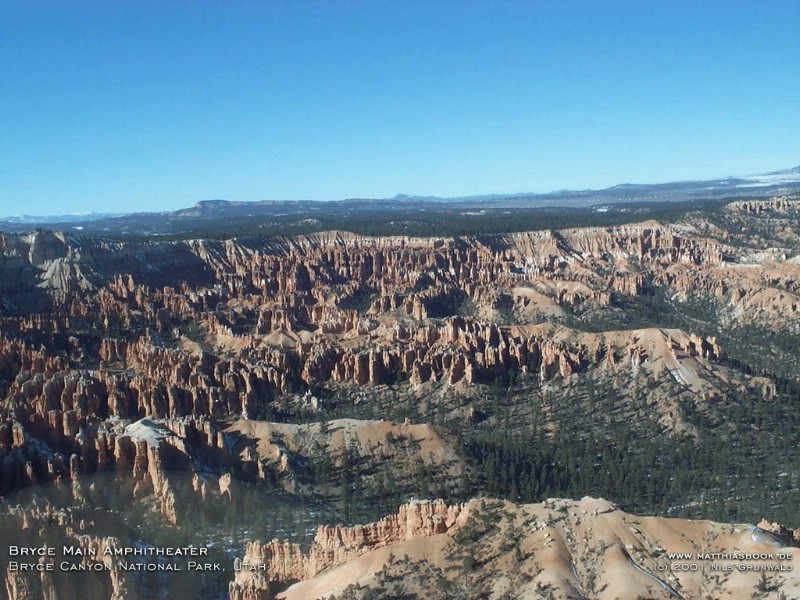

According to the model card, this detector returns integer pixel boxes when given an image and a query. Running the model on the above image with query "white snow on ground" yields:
[124,418,171,447]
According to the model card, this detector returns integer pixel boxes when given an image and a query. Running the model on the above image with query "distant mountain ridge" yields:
[2,165,798,236]
[1,212,122,225]
[389,165,800,203]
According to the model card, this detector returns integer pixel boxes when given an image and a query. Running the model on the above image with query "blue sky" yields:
[1,1,798,216]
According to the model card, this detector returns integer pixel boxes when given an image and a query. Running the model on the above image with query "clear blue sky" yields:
[1,0,798,216]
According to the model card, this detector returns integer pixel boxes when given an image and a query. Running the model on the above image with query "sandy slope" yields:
[271,497,799,600]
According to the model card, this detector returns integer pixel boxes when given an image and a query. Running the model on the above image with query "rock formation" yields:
[230,497,800,600]
[229,499,466,599]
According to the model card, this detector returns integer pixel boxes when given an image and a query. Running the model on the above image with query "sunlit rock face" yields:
[229,497,800,600]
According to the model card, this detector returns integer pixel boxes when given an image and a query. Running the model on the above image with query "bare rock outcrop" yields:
[231,497,800,600]
[229,499,465,600]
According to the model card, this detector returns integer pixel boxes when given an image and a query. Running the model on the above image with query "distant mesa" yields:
[2,165,799,236]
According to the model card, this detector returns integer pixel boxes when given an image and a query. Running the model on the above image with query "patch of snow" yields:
[124,418,172,447]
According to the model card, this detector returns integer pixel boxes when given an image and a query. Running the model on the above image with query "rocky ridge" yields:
[229,497,800,600]
[229,499,465,599]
